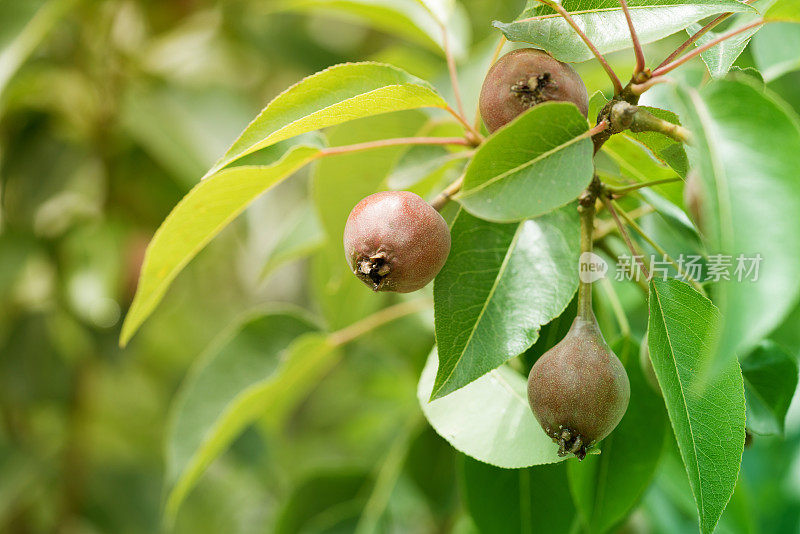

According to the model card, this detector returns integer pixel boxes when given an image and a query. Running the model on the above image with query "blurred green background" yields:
[2,1,800,533]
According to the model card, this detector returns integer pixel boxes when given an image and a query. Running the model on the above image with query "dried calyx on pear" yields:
[343,191,451,293]
[479,48,589,133]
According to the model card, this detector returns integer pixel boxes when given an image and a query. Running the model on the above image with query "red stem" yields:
[651,19,764,77]
[533,0,624,94]
[318,137,469,158]
[619,0,646,74]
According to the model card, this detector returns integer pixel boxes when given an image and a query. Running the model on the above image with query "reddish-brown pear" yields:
[527,310,630,459]
[343,191,451,293]
[479,48,589,133]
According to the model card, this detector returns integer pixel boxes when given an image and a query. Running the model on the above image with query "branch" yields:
[651,19,765,77]
[608,101,692,143]
[619,0,646,75]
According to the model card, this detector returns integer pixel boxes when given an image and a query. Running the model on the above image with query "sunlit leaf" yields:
[207,62,448,176]
[121,142,321,346]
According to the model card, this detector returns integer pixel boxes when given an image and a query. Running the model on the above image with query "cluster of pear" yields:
[342,49,630,459]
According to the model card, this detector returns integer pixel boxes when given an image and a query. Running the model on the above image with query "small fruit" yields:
[479,48,589,133]
[527,311,630,459]
[343,191,451,293]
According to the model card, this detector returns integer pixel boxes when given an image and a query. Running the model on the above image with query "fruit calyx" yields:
[510,73,554,107]
[356,252,391,291]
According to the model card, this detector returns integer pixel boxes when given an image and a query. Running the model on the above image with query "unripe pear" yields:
[343,191,451,293]
[479,48,589,133]
[527,311,630,459]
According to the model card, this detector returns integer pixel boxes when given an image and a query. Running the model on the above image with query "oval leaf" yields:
[457,102,593,222]
[647,278,746,534]
[418,348,564,468]
[165,311,338,523]
[495,0,754,63]
[207,62,448,175]
[431,206,579,400]
[674,79,800,369]
[121,142,320,346]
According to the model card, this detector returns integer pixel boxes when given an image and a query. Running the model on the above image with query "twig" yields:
[630,76,671,95]
[317,136,470,158]
[441,23,468,124]
[595,204,654,239]
[445,105,484,144]
[606,177,682,196]
[431,175,464,211]
[533,0,623,94]
[601,195,650,279]
[613,201,706,295]
[619,0,646,75]
[651,19,765,77]
[329,298,431,346]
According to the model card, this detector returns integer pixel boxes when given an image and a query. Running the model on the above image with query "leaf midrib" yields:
[432,223,524,398]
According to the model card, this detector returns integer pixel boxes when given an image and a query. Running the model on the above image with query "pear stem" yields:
[577,197,596,321]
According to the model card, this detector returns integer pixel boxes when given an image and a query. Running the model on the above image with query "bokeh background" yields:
[2,1,800,533]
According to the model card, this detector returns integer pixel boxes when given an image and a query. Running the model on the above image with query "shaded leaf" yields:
[752,22,800,80]
[460,456,576,534]
[165,311,339,523]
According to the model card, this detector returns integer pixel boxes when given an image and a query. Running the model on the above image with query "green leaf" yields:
[165,310,339,524]
[431,206,579,399]
[418,348,564,468]
[741,340,799,435]
[270,0,471,58]
[647,278,746,534]
[460,456,576,534]
[766,0,800,21]
[457,102,593,222]
[121,143,320,346]
[602,133,680,186]
[495,0,754,63]
[207,62,448,176]
[752,22,800,80]
[686,14,763,79]
[674,79,800,369]
[567,337,667,534]
[626,107,689,178]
